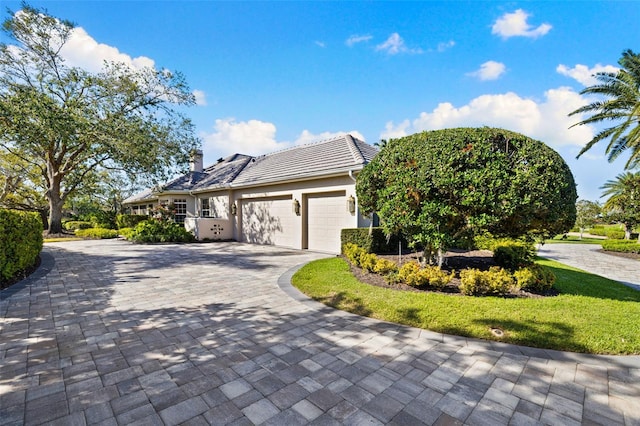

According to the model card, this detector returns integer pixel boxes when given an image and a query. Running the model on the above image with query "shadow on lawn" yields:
[471,318,589,354]
[313,291,372,317]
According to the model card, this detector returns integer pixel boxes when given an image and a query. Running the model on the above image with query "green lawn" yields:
[292,258,640,355]
[545,235,605,244]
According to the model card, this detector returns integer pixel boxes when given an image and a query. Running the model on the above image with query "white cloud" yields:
[436,40,456,52]
[380,87,594,149]
[201,119,366,161]
[467,61,506,81]
[193,90,207,106]
[556,63,619,87]
[60,26,155,73]
[345,34,373,47]
[376,33,423,55]
[315,41,326,48]
[201,118,287,159]
[293,130,366,145]
[492,9,552,39]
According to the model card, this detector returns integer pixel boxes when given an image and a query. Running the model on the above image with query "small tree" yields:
[357,128,577,265]
[575,200,602,239]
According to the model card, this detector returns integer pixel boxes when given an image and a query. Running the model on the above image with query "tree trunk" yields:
[46,175,64,235]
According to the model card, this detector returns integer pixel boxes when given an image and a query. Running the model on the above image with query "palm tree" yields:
[569,49,640,169]
[600,172,640,240]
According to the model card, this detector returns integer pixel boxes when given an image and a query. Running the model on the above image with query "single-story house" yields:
[123,134,378,253]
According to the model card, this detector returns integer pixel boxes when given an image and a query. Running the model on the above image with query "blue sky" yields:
[3,1,639,201]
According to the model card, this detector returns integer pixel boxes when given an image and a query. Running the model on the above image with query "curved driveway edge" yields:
[1,240,639,426]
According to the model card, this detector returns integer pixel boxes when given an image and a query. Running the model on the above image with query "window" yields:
[201,198,210,217]
[132,205,139,214]
[173,199,187,223]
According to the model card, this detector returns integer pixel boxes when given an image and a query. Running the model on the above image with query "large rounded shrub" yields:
[357,128,578,260]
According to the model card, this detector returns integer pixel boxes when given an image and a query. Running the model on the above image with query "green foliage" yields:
[600,172,640,240]
[116,214,148,229]
[341,228,403,253]
[570,49,640,169]
[493,241,535,270]
[397,261,453,289]
[74,228,119,239]
[373,258,398,275]
[342,243,367,267]
[589,226,626,239]
[357,128,577,264]
[293,257,640,354]
[63,221,93,231]
[513,264,556,292]
[127,220,195,243]
[575,200,602,235]
[398,262,425,287]
[0,5,199,234]
[0,209,43,282]
[459,267,515,296]
[601,240,640,254]
[118,227,134,239]
[359,253,379,272]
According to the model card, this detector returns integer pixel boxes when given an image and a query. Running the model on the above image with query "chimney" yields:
[190,150,203,173]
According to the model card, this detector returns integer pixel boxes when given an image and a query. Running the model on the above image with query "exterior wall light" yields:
[347,195,356,214]
[293,199,301,216]
[230,202,237,216]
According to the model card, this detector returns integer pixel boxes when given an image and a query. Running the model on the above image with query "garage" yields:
[306,191,352,253]
[240,196,296,247]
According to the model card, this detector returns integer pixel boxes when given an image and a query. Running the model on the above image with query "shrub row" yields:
[601,240,640,254]
[343,243,398,274]
[0,209,43,282]
[589,226,626,240]
[344,243,555,296]
[74,228,119,239]
[397,262,455,289]
[341,228,404,254]
[125,220,195,243]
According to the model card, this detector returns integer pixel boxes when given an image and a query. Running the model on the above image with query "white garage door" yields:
[241,196,296,247]
[307,192,352,253]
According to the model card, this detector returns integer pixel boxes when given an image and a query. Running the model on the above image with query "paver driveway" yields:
[1,240,639,425]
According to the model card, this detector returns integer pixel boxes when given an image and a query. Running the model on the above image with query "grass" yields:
[544,235,605,244]
[44,237,83,243]
[292,257,640,354]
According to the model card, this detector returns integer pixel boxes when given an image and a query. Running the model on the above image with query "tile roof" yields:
[232,134,376,186]
[124,134,377,203]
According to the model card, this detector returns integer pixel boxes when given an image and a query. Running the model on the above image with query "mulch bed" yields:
[346,249,554,298]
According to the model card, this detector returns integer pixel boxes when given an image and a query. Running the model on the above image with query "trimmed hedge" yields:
[493,241,535,270]
[75,228,119,239]
[601,240,640,254]
[341,228,404,254]
[116,214,148,229]
[127,220,195,243]
[0,209,43,282]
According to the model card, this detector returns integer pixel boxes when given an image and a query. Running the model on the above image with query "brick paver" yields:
[1,239,639,425]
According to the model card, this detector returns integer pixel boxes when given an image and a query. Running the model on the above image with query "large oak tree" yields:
[357,128,577,265]
[0,5,199,234]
